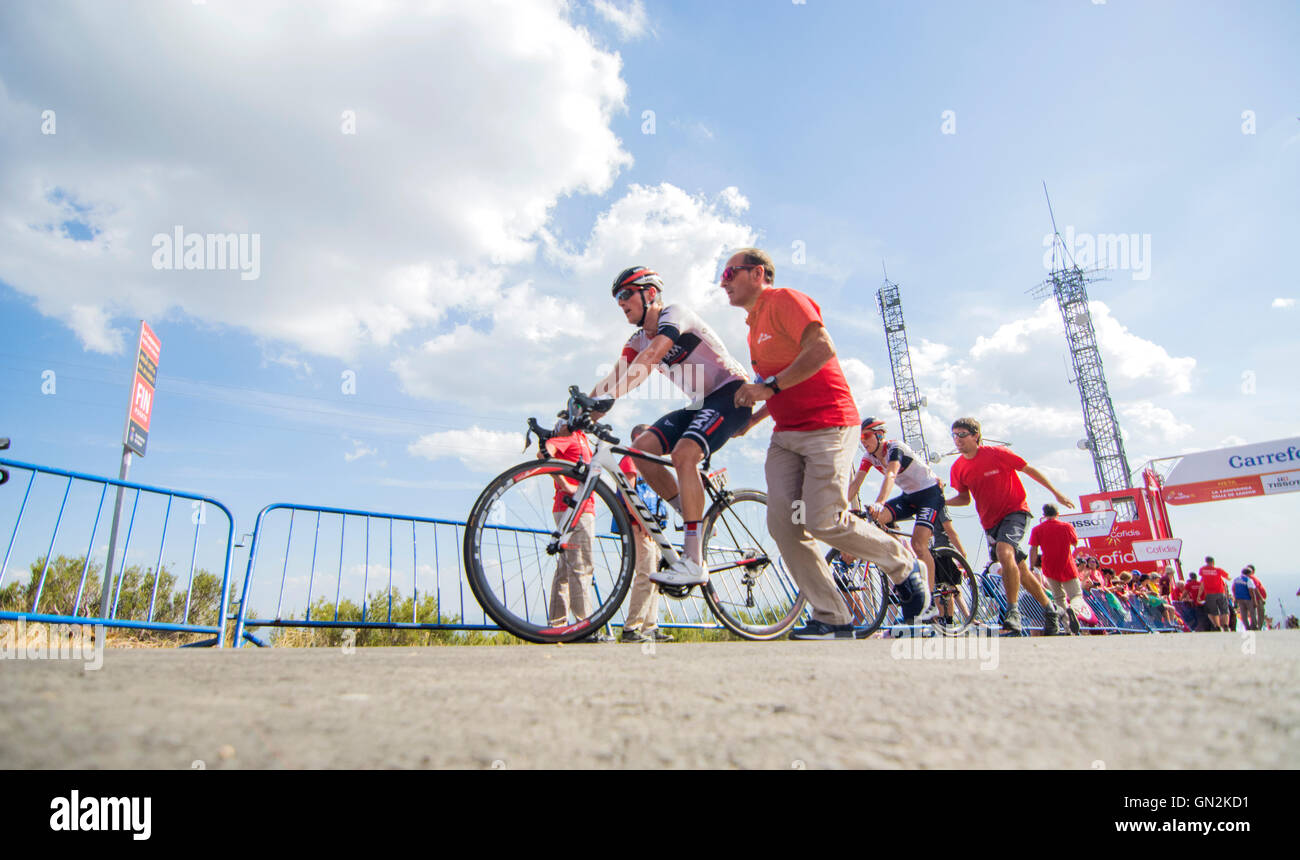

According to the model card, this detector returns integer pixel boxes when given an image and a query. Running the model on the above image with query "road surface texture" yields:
[4,631,1298,769]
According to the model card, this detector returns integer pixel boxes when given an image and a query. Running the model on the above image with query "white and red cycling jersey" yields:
[619,304,747,404]
[858,439,940,495]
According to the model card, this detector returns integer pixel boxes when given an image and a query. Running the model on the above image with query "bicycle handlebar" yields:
[522,388,620,456]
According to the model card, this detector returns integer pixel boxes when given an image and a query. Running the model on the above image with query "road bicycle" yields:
[462,387,805,643]
[826,513,980,637]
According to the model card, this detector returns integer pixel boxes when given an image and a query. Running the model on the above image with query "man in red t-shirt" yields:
[545,431,600,632]
[946,416,1075,634]
[1028,504,1081,634]
[721,247,924,639]
[1197,556,1231,631]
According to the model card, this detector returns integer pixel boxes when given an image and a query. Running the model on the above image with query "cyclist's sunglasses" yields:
[613,287,643,302]
[720,264,759,282]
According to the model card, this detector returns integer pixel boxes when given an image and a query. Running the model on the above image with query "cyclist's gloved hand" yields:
[867,503,885,520]
[552,419,572,437]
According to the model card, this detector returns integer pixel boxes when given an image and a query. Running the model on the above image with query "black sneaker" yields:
[789,619,856,640]
[1065,606,1081,635]
[1042,608,1060,636]
[1001,607,1023,635]
[619,628,650,643]
[651,629,675,642]
[583,630,615,643]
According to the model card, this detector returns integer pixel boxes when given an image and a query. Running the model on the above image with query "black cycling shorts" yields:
[646,380,752,458]
[883,485,946,532]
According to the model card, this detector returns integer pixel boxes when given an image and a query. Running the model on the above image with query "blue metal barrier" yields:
[232,504,724,647]
[0,457,236,647]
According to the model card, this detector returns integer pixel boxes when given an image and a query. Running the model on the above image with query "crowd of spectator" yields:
[1066,553,1275,632]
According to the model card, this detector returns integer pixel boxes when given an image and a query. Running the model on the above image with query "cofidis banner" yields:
[1162,437,1300,505]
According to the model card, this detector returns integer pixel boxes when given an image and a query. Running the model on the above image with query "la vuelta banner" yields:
[1162,437,1300,505]
[124,321,161,457]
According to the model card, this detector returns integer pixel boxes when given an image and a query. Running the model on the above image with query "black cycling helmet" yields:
[860,416,887,435]
[611,266,664,326]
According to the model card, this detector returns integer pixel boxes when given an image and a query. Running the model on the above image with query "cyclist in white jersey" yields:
[589,267,753,587]
[846,417,949,594]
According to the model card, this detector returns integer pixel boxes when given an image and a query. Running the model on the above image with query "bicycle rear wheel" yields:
[930,546,979,636]
[463,459,634,643]
[700,489,805,640]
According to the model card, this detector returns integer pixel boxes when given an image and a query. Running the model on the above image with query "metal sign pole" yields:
[97,446,132,618]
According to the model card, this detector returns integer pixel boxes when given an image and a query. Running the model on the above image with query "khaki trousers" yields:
[1046,576,1082,608]
[549,511,596,625]
[623,530,661,633]
[766,426,914,625]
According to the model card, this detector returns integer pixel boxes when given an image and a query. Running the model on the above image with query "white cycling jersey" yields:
[859,439,941,496]
[620,304,747,403]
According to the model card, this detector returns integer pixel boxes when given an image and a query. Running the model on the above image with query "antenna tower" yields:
[876,264,933,462]
[1031,184,1132,493]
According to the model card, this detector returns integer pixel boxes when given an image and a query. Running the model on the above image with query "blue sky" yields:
[1,1,1298,618]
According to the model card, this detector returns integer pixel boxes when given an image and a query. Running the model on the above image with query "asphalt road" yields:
[4,631,1298,769]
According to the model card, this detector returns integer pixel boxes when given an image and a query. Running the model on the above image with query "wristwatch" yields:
[762,375,781,394]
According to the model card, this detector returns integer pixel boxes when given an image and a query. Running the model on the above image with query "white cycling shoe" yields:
[650,557,708,587]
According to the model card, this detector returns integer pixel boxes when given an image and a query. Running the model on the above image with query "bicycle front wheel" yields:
[930,546,979,636]
[463,459,634,643]
[700,489,805,640]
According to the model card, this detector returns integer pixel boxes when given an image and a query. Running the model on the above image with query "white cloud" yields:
[592,0,648,40]
[1272,298,1295,309]
[1120,402,1194,444]
[0,0,632,356]
[408,426,527,474]
[344,438,378,462]
[392,182,756,412]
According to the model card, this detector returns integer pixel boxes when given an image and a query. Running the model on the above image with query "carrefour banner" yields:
[1162,437,1300,506]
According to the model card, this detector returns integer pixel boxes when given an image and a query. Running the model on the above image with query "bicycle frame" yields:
[548,440,757,577]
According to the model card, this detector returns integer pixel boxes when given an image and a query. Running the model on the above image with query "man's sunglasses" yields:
[614,287,643,302]
[951,430,975,439]
[720,265,759,282]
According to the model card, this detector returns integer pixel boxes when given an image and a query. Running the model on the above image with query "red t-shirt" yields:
[746,288,859,432]
[1182,580,1205,605]
[1198,565,1229,595]
[949,445,1030,530]
[1248,574,1266,599]
[1028,518,1080,582]
[1171,581,1185,602]
[547,433,595,516]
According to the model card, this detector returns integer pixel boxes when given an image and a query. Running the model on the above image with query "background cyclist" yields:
[845,416,946,603]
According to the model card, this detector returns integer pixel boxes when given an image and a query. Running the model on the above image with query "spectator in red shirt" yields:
[945,416,1075,635]
[1197,556,1231,631]
[1028,503,1082,634]
[1180,572,1212,631]
[545,431,603,636]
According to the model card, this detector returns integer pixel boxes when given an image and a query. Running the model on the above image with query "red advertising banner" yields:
[124,321,160,456]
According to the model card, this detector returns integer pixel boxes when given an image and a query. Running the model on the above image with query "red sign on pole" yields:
[124,321,161,456]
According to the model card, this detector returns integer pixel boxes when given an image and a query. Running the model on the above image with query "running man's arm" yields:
[945,488,971,507]
[591,336,674,404]
[1019,465,1076,509]
[734,322,835,407]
